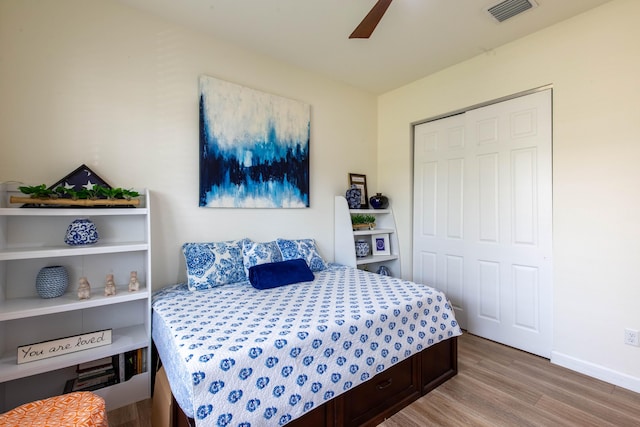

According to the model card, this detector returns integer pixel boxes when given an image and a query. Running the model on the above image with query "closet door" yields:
[413,90,552,358]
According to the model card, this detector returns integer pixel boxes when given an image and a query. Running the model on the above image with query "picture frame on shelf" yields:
[348,173,368,209]
[49,164,112,192]
[372,233,390,256]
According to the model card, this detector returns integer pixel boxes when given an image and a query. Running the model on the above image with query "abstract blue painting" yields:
[199,75,310,208]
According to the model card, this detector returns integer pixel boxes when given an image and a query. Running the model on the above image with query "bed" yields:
[151,239,461,426]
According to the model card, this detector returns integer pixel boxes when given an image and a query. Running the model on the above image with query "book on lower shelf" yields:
[63,348,147,394]
[64,372,118,393]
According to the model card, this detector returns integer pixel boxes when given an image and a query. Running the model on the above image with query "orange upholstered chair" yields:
[0,391,108,427]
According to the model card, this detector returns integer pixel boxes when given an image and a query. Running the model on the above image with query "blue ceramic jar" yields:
[346,185,362,209]
[355,239,370,257]
[376,265,391,276]
[369,193,389,209]
[64,218,99,246]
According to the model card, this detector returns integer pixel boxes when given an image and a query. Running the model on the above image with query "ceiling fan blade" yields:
[349,0,393,39]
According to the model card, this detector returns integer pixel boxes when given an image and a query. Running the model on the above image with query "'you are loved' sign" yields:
[17,329,112,364]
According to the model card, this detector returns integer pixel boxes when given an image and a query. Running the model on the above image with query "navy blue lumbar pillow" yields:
[248,259,314,290]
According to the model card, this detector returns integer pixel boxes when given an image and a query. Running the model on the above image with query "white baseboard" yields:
[551,351,640,393]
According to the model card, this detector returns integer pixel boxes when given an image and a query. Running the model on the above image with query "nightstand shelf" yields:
[334,195,401,276]
[355,254,398,265]
[353,228,395,236]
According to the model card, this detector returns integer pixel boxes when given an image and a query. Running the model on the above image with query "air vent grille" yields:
[487,0,536,22]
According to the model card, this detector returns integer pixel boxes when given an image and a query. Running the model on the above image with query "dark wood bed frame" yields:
[170,336,457,427]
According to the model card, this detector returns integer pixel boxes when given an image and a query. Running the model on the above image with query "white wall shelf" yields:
[334,195,401,276]
[0,207,148,217]
[353,228,395,236]
[0,285,148,321]
[354,254,398,266]
[0,184,152,412]
[0,243,149,261]
[0,324,147,382]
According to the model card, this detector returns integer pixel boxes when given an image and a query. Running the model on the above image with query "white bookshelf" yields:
[0,184,151,411]
[334,195,401,275]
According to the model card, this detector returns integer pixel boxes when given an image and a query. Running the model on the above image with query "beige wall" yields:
[378,0,640,390]
[0,0,377,288]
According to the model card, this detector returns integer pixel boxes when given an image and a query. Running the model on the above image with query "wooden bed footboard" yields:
[169,336,457,427]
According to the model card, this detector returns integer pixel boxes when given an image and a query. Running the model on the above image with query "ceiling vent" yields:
[487,0,538,22]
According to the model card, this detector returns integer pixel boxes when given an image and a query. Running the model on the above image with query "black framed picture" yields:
[348,173,368,209]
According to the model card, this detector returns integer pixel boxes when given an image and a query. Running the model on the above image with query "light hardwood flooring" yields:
[107,333,640,426]
[107,398,152,427]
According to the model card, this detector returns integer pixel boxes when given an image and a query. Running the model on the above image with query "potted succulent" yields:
[351,213,376,230]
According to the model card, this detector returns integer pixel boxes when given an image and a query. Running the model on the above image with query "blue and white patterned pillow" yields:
[276,238,328,272]
[242,240,283,277]
[182,239,247,290]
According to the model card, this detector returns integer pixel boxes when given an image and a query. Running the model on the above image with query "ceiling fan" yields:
[349,0,393,39]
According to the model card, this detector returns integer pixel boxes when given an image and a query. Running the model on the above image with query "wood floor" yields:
[107,332,640,426]
[107,398,152,427]
[380,333,640,427]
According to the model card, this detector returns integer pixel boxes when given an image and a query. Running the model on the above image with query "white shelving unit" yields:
[0,184,151,412]
[334,195,400,275]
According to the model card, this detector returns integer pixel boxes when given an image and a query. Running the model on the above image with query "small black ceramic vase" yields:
[346,185,362,209]
[369,193,389,209]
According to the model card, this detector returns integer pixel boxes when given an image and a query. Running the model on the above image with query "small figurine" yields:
[128,271,140,292]
[78,277,91,300]
[104,274,117,296]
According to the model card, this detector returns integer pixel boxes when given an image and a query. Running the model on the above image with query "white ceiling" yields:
[114,0,612,94]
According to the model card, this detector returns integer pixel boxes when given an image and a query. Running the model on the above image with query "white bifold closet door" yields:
[413,90,552,358]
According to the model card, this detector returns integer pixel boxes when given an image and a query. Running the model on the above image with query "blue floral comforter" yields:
[152,265,461,427]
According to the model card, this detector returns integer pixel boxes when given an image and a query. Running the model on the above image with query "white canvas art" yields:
[199,75,310,208]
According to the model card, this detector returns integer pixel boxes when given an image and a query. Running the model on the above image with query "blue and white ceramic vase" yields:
[376,265,391,276]
[64,218,99,246]
[369,193,389,209]
[35,265,69,298]
[355,239,370,258]
[346,185,362,209]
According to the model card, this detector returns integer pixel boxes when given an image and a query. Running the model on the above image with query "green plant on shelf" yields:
[351,214,376,224]
[19,184,139,201]
[17,184,58,199]
[351,214,376,230]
